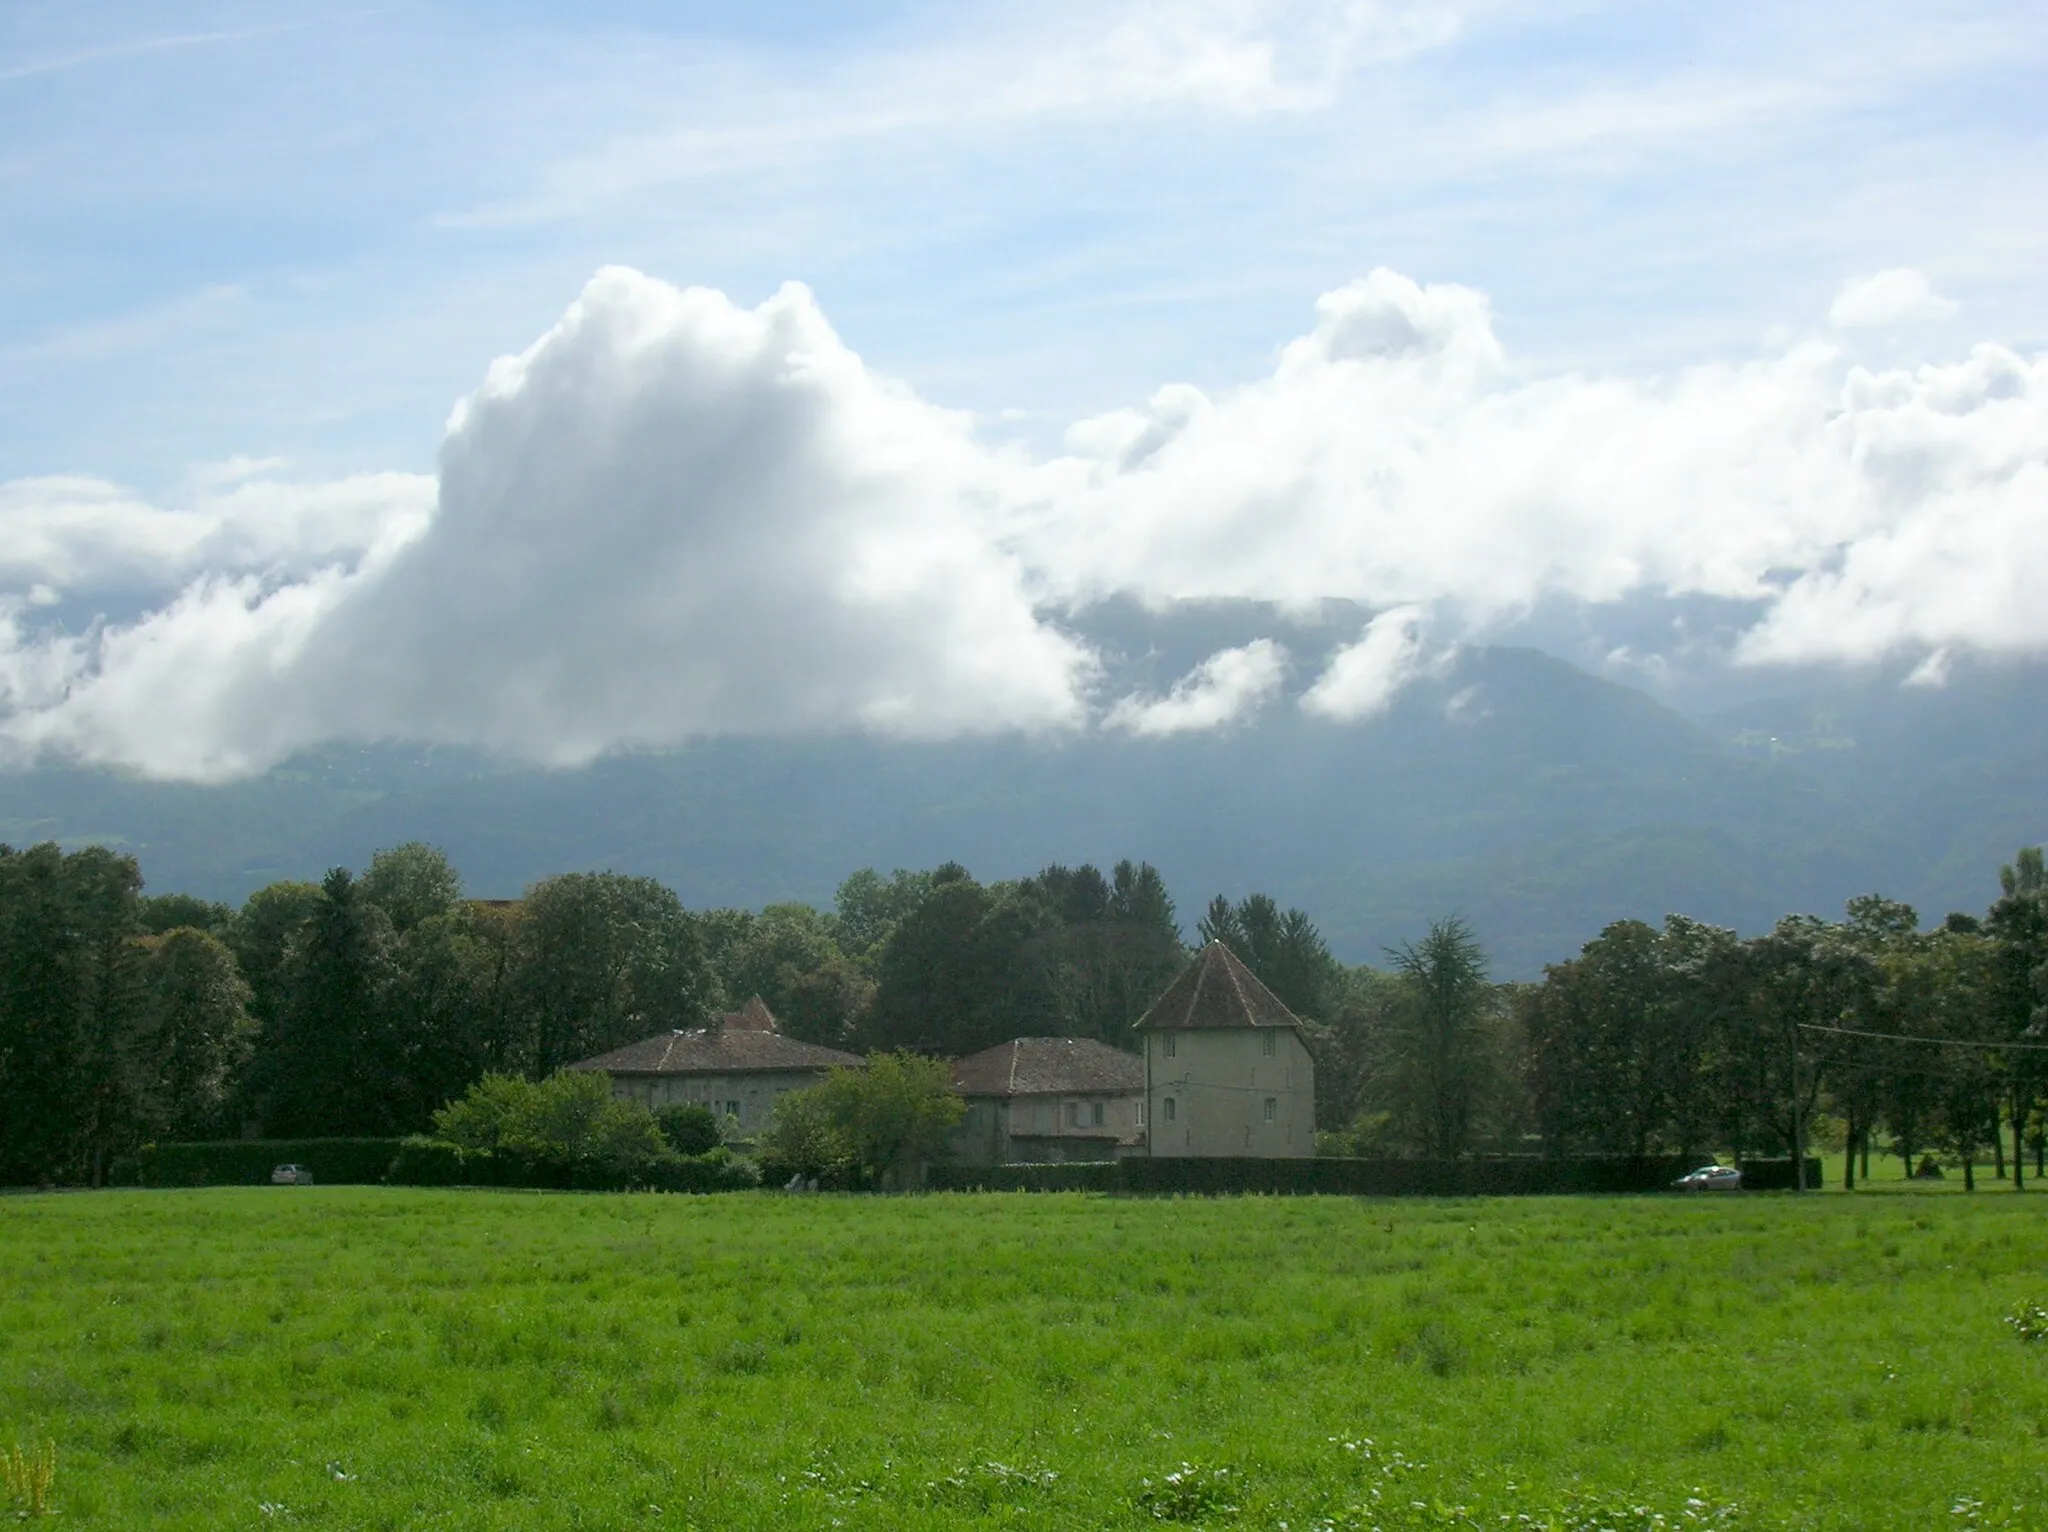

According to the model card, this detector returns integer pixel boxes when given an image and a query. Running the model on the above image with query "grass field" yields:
[3,1188,2045,1530]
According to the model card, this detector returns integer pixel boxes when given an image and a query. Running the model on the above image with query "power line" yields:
[1798,1022,2048,1052]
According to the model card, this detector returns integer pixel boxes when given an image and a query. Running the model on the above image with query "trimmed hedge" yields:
[929,1155,1702,1196]
[928,1162,1119,1193]
[381,1137,758,1192]
[136,1138,404,1188]
[137,1137,760,1192]
[1734,1157,1825,1191]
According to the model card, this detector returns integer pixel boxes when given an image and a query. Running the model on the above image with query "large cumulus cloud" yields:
[1,262,2043,780]
[1,271,1094,778]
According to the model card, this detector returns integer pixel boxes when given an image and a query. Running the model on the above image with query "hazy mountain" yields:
[2,628,2040,979]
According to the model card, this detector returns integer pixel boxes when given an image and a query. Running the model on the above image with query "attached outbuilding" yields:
[1133,941,1315,1157]
[949,1036,1146,1165]
[569,997,862,1132]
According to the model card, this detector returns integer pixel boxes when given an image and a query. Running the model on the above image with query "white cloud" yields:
[449,1,1476,225]
[1103,639,1288,736]
[0,470,432,597]
[1026,268,2048,669]
[3,262,2046,779]
[1300,605,1444,720]
[0,270,1094,779]
[1829,268,1959,328]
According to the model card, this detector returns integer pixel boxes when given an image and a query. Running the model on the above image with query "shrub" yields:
[657,1103,721,1156]
[645,1147,761,1193]
[384,1132,758,1193]
[433,1071,668,1180]
[384,1137,469,1187]
[759,1053,961,1189]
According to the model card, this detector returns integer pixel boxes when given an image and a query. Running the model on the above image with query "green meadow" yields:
[3,1189,2044,1531]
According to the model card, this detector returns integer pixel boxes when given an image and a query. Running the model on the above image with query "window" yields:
[1163,1033,1177,1059]
[1066,1101,1082,1129]
[1135,1098,1146,1127]
[1091,1101,1106,1127]
[725,1100,741,1121]
[1163,1097,1177,1123]
[1033,1103,1051,1133]
[1261,1031,1277,1057]
[1263,1097,1278,1123]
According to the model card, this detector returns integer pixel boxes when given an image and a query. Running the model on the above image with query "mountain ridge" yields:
[2,641,2039,979]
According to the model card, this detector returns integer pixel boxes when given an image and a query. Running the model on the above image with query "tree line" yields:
[1304,853,2048,1189]
[0,843,1183,1184]
[3,836,2042,1188]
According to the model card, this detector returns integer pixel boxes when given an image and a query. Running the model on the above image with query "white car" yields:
[270,1163,314,1185]
[1672,1164,1741,1192]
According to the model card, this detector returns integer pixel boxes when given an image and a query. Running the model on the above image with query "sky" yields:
[1,1,2045,778]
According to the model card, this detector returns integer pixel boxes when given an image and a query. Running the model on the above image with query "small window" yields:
[1163,1033,1177,1059]
[1263,1097,1278,1123]
[1163,1097,1177,1123]
[1091,1101,1106,1127]
[1135,1098,1146,1127]
[726,1100,741,1121]
[1261,1031,1277,1057]
[1066,1101,1082,1129]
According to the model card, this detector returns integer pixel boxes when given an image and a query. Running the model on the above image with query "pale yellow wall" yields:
[1143,1028,1314,1158]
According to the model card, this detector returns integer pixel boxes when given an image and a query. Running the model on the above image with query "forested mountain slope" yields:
[2,644,2040,978]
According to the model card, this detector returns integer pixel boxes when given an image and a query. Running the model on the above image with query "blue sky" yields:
[1,2,2044,778]
[5,1,2042,491]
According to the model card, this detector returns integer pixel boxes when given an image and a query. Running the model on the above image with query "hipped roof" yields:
[950,1036,1144,1097]
[569,998,862,1076]
[1133,941,1303,1032]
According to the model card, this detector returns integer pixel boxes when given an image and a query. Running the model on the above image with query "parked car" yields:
[270,1163,315,1185]
[1672,1164,1741,1192]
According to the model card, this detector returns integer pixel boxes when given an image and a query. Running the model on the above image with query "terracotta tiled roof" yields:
[1133,941,1302,1031]
[950,1036,1144,1097]
[570,1028,863,1076]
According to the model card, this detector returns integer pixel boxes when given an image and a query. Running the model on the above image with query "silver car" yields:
[270,1163,315,1185]
[1672,1164,1741,1191]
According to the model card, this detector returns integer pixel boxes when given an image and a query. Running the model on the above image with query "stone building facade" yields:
[948,1036,1146,1165]
[569,997,862,1133]
[1134,941,1315,1158]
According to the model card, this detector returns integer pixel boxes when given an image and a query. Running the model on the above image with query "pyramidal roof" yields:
[722,996,779,1032]
[1133,941,1303,1031]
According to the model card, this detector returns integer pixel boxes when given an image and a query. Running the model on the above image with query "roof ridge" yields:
[1225,944,1254,1023]
[1188,942,1213,1024]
